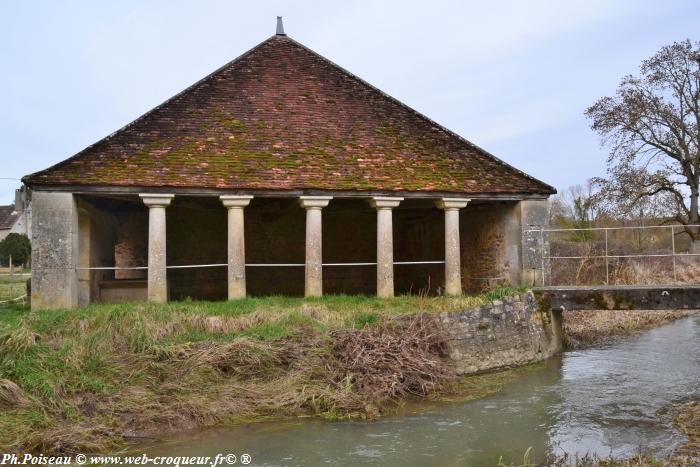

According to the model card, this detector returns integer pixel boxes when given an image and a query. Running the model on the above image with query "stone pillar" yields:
[30,192,78,310]
[140,194,174,303]
[520,199,550,286]
[220,195,253,299]
[436,198,470,295]
[298,196,332,297]
[369,197,403,298]
[549,308,564,353]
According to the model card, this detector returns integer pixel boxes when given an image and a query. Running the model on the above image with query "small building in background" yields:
[0,187,31,242]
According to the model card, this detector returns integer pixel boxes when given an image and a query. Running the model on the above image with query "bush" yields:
[0,233,30,267]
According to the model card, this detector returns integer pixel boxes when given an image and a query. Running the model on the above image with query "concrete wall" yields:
[438,291,559,375]
[520,199,550,287]
[31,192,78,310]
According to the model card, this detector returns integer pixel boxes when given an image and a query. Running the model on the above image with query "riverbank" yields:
[0,290,529,454]
[1,292,693,457]
[670,399,700,463]
[541,399,700,466]
[562,309,693,349]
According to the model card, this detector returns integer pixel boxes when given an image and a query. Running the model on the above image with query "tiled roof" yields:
[24,35,555,196]
[0,205,17,230]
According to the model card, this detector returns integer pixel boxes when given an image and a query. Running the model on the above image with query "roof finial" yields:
[276,16,285,35]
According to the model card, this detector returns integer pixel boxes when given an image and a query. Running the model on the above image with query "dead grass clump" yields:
[563,310,691,349]
[0,321,39,354]
[179,338,283,377]
[672,400,700,462]
[24,424,121,456]
[194,314,266,334]
[330,314,453,407]
[0,379,31,409]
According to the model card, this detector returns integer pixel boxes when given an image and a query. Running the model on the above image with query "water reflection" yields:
[142,315,700,466]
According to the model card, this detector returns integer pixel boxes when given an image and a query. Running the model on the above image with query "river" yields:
[142,315,700,466]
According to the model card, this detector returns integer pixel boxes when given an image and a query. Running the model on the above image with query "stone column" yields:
[140,194,174,303]
[369,197,403,298]
[220,195,253,299]
[30,192,79,310]
[298,196,333,297]
[520,199,550,286]
[436,198,470,295]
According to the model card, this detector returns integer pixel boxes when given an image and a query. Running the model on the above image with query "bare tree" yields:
[550,183,599,242]
[586,39,700,249]
[550,183,598,225]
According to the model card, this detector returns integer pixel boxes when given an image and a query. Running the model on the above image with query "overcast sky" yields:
[1,0,699,204]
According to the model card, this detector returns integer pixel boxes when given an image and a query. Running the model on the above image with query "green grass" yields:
[0,273,29,302]
[0,287,526,454]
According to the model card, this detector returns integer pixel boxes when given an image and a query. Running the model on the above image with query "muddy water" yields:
[143,315,700,466]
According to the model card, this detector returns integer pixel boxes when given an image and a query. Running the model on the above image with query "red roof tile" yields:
[24,35,555,196]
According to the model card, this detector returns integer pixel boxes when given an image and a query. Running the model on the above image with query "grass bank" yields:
[671,399,700,463]
[0,274,28,303]
[0,289,523,454]
[562,309,693,349]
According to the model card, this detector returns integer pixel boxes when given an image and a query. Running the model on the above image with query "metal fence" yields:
[0,270,30,306]
[75,260,445,271]
[525,224,699,287]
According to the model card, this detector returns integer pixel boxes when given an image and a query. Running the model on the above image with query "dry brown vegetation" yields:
[0,379,31,409]
[330,314,452,410]
[548,226,700,286]
[562,310,692,349]
[0,299,463,455]
[672,400,700,463]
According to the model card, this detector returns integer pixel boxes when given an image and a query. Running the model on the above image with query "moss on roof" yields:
[24,35,555,196]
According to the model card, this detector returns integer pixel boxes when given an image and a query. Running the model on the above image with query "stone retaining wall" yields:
[438,292,559,375]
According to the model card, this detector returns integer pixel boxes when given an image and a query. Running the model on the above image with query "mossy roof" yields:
[23,34,555,196]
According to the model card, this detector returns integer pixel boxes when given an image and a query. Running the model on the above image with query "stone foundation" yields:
[438,292,559,375]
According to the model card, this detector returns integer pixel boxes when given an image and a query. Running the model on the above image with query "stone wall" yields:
[114,209,148,280]
[77,199,117,306]
[437,292,559,375]
[460,201,522,292]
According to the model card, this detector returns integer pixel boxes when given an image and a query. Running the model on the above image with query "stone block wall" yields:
[460,201,522,292]
[31,192,78,310]
[437,292,558,375]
